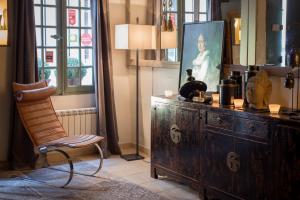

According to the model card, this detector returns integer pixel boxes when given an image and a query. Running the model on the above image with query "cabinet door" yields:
[272,125,300,200]
[234,139,270,200]
[152,103,201,179]
[202,130,271,200]
[201,130,235,195]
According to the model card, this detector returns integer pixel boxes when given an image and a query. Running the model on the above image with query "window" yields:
[162,0,210,62]
[34,0,94,94]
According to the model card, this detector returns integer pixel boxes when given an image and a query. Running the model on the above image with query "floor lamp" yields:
[115,23,156,161]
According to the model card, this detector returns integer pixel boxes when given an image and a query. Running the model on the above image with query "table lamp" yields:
[115,21,156,161]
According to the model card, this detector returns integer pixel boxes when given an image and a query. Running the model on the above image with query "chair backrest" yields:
[13,81,66,147]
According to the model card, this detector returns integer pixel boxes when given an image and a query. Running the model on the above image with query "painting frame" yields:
[0,0,8,46]
[179,21,225,93]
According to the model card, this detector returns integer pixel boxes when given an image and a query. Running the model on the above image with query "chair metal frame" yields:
[38,143,104,187]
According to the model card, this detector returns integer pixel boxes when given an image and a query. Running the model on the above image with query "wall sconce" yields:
[0,0,8,46]
[233,18,241,45]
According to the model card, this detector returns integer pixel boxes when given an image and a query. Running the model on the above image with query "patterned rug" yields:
[0,162,168,200]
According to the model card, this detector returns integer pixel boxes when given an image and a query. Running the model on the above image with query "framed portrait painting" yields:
[179,21,225,92]
[0,0,8,46]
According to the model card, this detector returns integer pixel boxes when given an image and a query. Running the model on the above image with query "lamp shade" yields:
[161,28,177,49]
[115,24,156,50]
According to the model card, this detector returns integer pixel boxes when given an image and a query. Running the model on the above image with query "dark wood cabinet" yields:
[272,125,300,200]
[151,102,202,187]
[151,96,300,200]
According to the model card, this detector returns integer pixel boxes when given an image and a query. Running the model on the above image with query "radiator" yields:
[56,108,97,136]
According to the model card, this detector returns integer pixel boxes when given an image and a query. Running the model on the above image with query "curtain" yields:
[92,0,121,157]
[10,0,38,169]
[211,0,222,21]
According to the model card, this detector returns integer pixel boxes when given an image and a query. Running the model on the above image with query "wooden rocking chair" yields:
[13,80,104,187]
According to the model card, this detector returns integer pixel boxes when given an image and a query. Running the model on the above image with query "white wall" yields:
[51,94,95,110]
[110,0,135,145]
[269,76,300,108]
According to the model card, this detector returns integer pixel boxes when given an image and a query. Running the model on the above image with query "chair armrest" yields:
[15,86,56,102]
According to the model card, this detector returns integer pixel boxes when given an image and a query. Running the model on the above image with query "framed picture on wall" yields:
[179,21,225,92]
[0,0,8,46]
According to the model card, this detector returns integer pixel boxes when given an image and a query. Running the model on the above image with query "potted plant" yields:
[67,58,80,86]
[38,58,51,80]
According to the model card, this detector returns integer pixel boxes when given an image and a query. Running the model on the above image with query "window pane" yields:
[67,68,80,86]
[169,13,178,26]
[81,48,93,66]
[169,0,177,11]
[44,48,57,67]
[34,0,41,5]
[38,68,44,80]
[44,7,56,26]
[166,49,177,62]
[44,0,56,5]
[67,0,79,7]
[80,0,91,8]
[37,48,43,68]
[199,14,207,22]
[67,9,79,27]
[67,29,80,47]
[199,0,207,12]
[36,28,42,46]
[81,10,92,27]
[81,29,93,47]
[44,28,57,46]
[185,14,194,22]
[81,68,93,86]
[35,6,41,25]
[48,69,57,86]
[67,49,80,67]
[185,0,194,12]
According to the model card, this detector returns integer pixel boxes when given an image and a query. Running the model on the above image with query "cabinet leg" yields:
[151,166,158,179]
[203,188,208,200]
[199,188,207,200]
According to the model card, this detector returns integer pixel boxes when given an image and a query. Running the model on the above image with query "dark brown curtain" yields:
[211,0,222,21]
[92,0,121,156]
[9,0,38,169]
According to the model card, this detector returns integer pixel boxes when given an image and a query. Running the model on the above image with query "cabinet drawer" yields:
[206,111,233,131]
[234,117,269,140]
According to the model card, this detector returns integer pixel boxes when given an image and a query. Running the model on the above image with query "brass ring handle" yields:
[170,124,181,144]
[227,152,240,173]
[248,122,255,132]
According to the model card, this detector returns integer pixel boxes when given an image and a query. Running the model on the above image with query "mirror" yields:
[220,0,242,65]
[255,0,300,67]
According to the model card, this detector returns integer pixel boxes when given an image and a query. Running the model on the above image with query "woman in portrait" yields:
[191,33,220,91]
[192,34,210,82]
